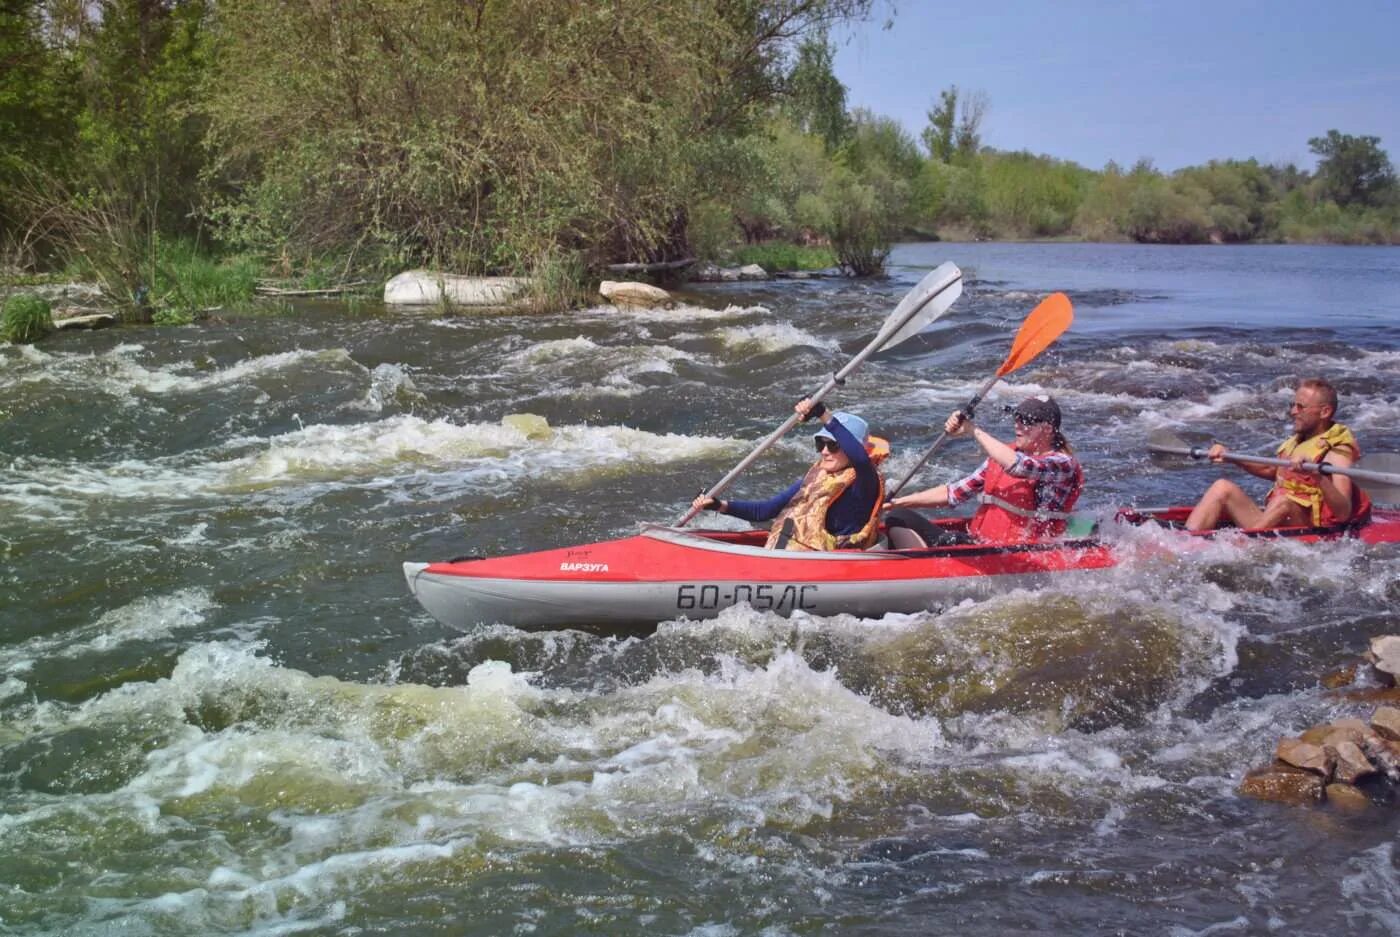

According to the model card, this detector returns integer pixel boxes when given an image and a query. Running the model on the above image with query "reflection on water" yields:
[2,243,1400,935]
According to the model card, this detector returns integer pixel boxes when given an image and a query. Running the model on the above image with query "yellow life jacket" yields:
[764,437,890,551]
[1273,422,1362,525]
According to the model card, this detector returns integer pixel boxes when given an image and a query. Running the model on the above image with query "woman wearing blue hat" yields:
[692,399,889,550]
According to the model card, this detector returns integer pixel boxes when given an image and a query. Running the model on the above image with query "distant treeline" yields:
[2,0,1396,317]
[726,78,1400,266]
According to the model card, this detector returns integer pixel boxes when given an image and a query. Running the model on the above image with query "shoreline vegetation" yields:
[2,1,1398,331]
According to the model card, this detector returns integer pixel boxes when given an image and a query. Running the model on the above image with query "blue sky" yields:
[831,1,1400,171]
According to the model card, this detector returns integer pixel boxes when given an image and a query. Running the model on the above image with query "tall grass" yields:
[522,251,590,314]
[60,238,261,325]
[148,240,260,320]
[1,294,53,343]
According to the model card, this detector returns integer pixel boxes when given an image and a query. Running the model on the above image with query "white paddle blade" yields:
[875,262,963,351]
[1350,454,1400,504]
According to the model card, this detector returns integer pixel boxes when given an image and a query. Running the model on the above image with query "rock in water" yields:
[1325,783,1371,812]
[1239,766,1325,806]
[384,270,531,306]
[1371,706,1400,742]
[1369,635,1400,682]
[502,413,552,440]
[599,280,670,309]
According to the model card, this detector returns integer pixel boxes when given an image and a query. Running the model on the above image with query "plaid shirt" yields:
[946,450,1082,511]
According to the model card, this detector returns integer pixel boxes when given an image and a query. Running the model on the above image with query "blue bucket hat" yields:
[813,411,870,445]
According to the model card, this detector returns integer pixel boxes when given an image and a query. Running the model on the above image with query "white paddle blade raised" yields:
[1358,454,1400,504]
[874,262,963,351]
[673,260,965,527]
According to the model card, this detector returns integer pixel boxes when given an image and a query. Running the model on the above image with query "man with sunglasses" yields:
[883,394,1084,546]
[691,398,889,550]
[1184,377,1367,531]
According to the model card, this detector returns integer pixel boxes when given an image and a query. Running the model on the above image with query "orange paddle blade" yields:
[995,292,1073,377]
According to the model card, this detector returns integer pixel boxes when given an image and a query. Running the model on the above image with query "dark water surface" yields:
[2,243,1399,935]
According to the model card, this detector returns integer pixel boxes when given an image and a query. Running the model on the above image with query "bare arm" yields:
[1208,443,1277,481]
[944,411,1015,468]
[1303,449,1357,520]
[887,484,951,510]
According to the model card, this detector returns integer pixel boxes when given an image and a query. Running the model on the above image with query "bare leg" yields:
[1185,479,1268,531]
[1257,494,1312,528]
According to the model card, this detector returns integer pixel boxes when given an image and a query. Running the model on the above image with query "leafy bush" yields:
[733,242,835,271]
[151,306,195,326]
[1,293,53,343]
[980,151,1089,237]
[822,167,890,276]
[689,200,742,262]
[205,1,878,273]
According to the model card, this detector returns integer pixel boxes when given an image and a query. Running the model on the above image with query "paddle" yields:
[673,261,964,527]
[885,291,1074,500]
[1147,428,1400,504]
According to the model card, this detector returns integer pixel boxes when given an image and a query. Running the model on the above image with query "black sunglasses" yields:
[815,437,841,453]
[1013,413,1051,427]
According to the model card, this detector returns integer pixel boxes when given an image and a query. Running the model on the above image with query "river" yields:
[2,243,1399,934]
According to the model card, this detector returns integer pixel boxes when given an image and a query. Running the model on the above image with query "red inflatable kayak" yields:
[403,507,1400,634]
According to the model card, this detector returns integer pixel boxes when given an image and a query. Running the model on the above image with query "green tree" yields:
[954,89,987,160]
[1174,159,1278,242]
[821,165,888,275]
[0,0,79,259]
[980,150,1088,237]
[842,107,922,181]
[5,0,214,311]
[784,32,849,150]
[922,85,985,164]
[204,0,876,274]
[1308,130,1396,208]
[922,86,957,162]
[913,158,984,231]
[821,109,917,272]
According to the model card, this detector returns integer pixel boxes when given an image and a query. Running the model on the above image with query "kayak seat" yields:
[1063,514,1098,538]
[886,526,928,549]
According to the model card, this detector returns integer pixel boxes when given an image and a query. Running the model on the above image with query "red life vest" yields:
[967,450,1083,544]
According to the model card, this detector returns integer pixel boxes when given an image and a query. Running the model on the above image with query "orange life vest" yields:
[765,437,890,551]
[967,450,1084,544]
[1271,423,1369,526]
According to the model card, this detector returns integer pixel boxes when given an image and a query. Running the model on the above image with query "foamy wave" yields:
[507,336,602,363]
[715,323,837,354]
[223,415,736,491]
[353,362,423,413]
[584,301,771,323]
[5,640,941,841]
[0,415,741,511]
[0,588,216,681]
[502,337,696,392]
[905,377,1179,420]
[0,344,364,397]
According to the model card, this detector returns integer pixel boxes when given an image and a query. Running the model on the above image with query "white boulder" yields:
[384,270,531,307]
[599,280,670,308]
